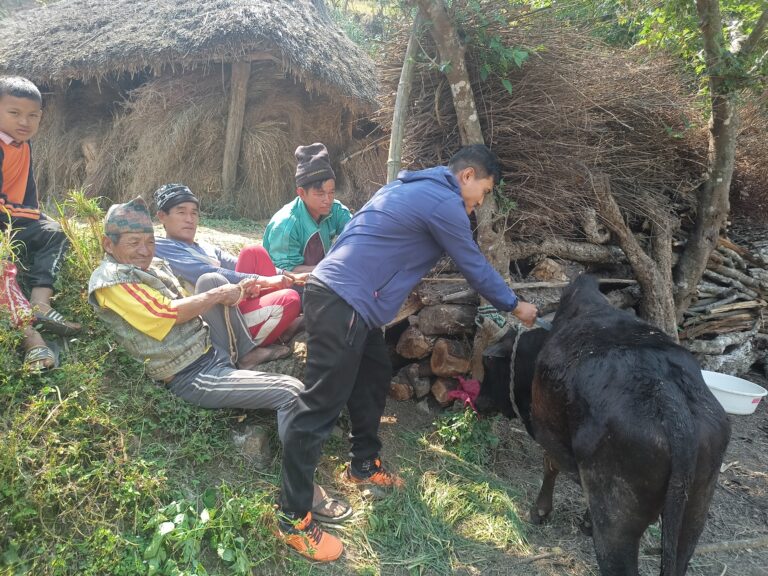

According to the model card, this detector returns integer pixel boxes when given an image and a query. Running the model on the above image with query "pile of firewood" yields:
[681,238,768,342]
[387,276,481,408]
[385,238,768,406]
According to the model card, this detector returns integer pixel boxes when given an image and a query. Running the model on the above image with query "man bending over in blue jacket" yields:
[274,144,539,562]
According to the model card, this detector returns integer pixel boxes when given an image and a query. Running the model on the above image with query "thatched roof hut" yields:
[0,0,385,217]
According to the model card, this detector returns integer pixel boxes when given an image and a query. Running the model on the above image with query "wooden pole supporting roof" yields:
[222,61,251,196]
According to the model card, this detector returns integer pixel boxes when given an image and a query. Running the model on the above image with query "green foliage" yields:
[53,190,105,285]
[0,224,23,263]
[328,0,406,56]
[540,0,767,91]
[493,178,518,216]
[432,407,500,465]
[457,1,531,92]
[141,487,277,576]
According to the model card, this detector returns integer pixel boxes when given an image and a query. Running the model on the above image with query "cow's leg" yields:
[583,472,653,576]
[668,470,718,576]
[579,507,593,536]
[530,452,559,524]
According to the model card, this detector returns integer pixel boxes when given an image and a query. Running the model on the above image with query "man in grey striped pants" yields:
[88,197,350,522]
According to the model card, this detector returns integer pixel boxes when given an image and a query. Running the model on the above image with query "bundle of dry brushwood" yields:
[681,237,768,343]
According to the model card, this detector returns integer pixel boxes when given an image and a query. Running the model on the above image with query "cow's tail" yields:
[660,397,697,576]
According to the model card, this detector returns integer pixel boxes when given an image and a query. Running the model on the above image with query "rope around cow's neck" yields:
[508,327,524,421]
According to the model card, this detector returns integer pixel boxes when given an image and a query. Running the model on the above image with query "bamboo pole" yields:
[387,12,423,183]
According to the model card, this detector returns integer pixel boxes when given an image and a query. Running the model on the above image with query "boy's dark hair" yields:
[448,145,502,185]
[0,76,42,104]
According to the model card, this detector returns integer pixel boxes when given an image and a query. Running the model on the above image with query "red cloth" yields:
[0,261,32,327]
[235,245,301,345]
[447,376,481,412]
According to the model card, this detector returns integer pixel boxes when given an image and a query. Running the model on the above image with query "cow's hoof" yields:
[578,511,593,536]
[528,507,550,525]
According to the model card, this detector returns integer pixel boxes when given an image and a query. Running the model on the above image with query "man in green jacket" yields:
[263,143,352,273]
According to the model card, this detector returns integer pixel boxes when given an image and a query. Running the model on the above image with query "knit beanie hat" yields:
[153,183,199,212]
[295,143,335,188]
[104,197,154,238]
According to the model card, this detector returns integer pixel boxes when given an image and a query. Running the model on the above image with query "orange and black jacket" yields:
[0,139,40,224]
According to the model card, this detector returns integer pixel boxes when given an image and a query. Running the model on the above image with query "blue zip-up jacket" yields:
[155,237,253,288]
[313,166,519,328]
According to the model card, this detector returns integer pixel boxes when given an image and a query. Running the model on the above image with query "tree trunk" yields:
[387,12,423,183]
[591,173,678,338]
[414,0,511,381]
[673,2,768,318]
[414,0,483,145]
[222,61,251,196]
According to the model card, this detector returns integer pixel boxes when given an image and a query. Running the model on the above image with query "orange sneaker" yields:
[342,458,405,489]
[276,512,344,562]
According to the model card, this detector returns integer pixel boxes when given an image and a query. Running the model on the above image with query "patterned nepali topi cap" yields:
[104,197,153,239]
[153,183,199,212]
[295,143,335,188]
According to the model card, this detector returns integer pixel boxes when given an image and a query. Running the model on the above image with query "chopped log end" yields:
[396,326,434,359]
[431,338,471,377]
[431,377,459,407]
[389,380,414,402]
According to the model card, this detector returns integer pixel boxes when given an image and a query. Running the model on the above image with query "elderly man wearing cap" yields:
[263,143,352,273]
[87,198,352,547]
[153,184,304,364]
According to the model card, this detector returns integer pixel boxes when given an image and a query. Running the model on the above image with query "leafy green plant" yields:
[142,487,278,576]
[0,222,22,264]
[53,190,105,283]
[457,0,531,93]
[493,178,518,217]
[432,407,500,465]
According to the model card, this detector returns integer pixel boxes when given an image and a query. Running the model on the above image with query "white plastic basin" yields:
[701,370,767,415]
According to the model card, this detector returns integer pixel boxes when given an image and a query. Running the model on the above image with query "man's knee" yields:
[196,272,229,294]
[239,244,270,260]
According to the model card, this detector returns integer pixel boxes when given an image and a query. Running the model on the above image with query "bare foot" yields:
[237,344,292,369]
[277,315,305,344]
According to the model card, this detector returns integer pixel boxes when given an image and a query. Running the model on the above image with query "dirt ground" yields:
[379,372,768,576]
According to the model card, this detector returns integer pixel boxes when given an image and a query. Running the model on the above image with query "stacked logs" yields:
[388,278,480,407]
[680,237,768,341]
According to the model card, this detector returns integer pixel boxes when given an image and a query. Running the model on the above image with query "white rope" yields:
[508,327,525,421]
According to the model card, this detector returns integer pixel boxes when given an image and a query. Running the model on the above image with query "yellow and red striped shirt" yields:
[95,283,178,341]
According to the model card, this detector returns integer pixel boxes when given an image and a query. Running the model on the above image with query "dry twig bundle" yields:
[376,4,708,241]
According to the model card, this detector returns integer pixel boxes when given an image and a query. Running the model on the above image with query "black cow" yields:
[477,274,730,576]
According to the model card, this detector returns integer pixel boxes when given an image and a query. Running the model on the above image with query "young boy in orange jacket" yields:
[0,76,80,360]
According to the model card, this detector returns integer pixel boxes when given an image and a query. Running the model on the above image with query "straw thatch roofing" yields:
[0,0,376,105]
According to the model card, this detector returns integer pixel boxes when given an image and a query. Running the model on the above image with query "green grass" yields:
[1,192,530,575]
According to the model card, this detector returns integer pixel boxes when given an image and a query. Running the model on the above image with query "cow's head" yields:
[476,327,550,428]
